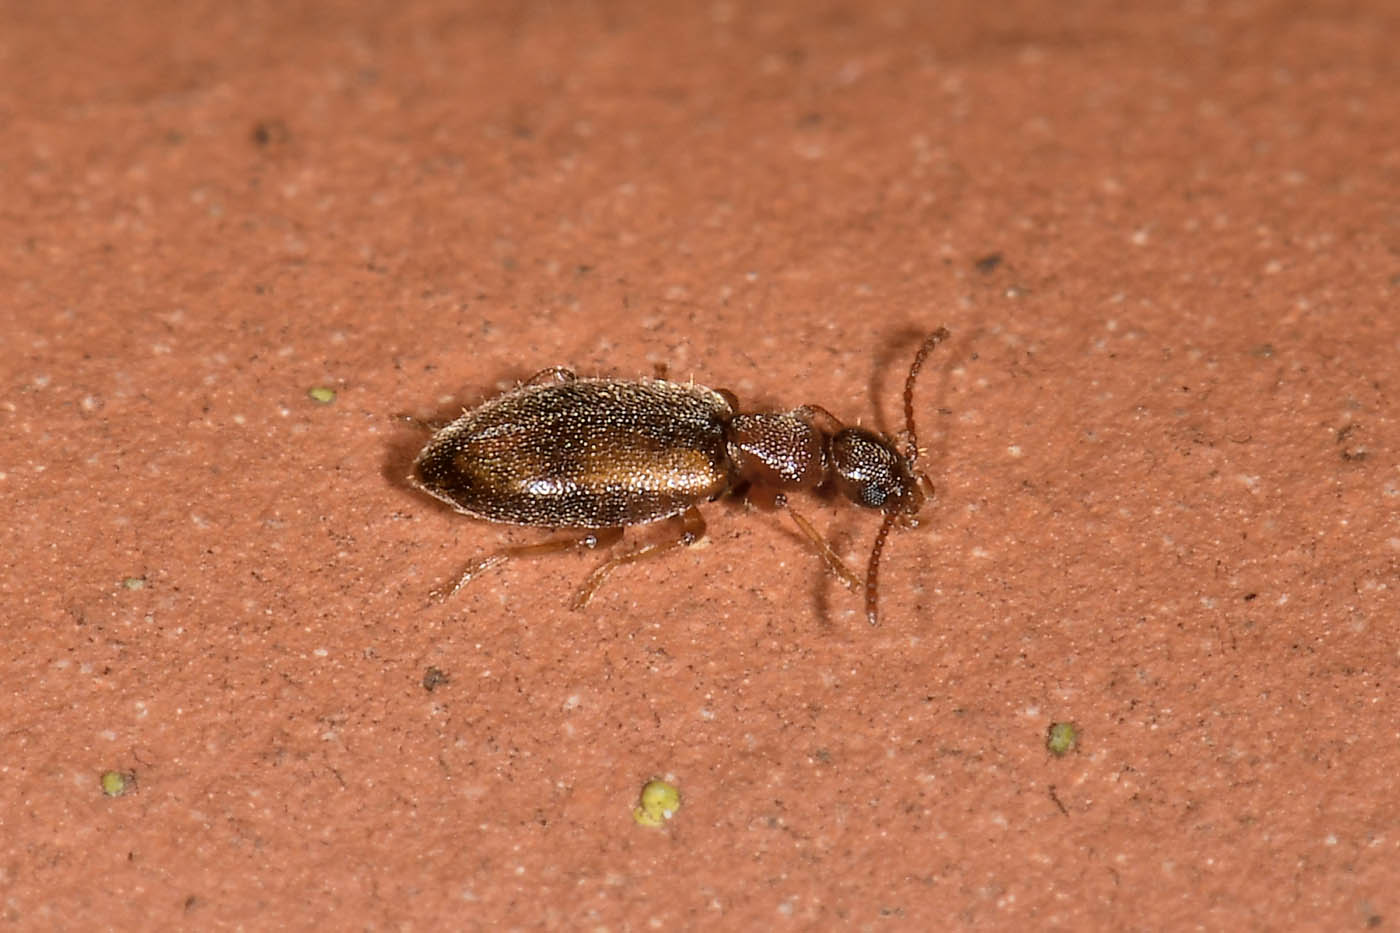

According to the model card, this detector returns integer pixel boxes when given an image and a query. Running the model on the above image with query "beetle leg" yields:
[434,528,625,600]
[794,404,845,435]
[570,506,706,609]
[775,493,863,592]
[395,412,448,432]
[522,366,576,387]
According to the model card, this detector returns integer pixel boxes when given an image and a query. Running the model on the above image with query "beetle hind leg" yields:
[434,527,625,600]
[570,507,707,609]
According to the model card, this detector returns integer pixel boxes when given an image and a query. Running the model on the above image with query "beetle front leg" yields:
[775,493,863,592]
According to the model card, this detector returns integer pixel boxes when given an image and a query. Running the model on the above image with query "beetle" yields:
[409,327,949,625]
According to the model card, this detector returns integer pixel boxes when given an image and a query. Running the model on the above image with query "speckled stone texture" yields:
[3,1,1397,928]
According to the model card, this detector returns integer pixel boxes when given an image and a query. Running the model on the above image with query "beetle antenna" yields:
[865,509,900,626]
[902,327,950,463]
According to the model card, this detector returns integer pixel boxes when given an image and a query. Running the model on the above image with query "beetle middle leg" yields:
[522,366,576,387]
[435,527,625,600]
[570,506,707,609]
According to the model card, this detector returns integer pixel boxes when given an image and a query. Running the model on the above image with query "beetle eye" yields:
[856,480,889,507]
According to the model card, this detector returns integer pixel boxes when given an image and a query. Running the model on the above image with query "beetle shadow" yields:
[803,515,861,631]
[866,325,956,450]
[382,403,451,502]
[727,483,860,630]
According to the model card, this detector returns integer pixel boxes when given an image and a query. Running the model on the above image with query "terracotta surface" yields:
[4,1,1397,928]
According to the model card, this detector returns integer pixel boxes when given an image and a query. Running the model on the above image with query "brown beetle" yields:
[410,328,948,625]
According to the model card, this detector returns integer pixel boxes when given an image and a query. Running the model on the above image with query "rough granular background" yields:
[3,1,1397,927]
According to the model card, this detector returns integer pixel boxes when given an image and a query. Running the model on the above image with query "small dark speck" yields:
[1366,914,1382,928]
[251,119,290,146]
[422,667,450,692]
[1243,592,1257,601]
[797,111,823,127]
[974,252,1003,274]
